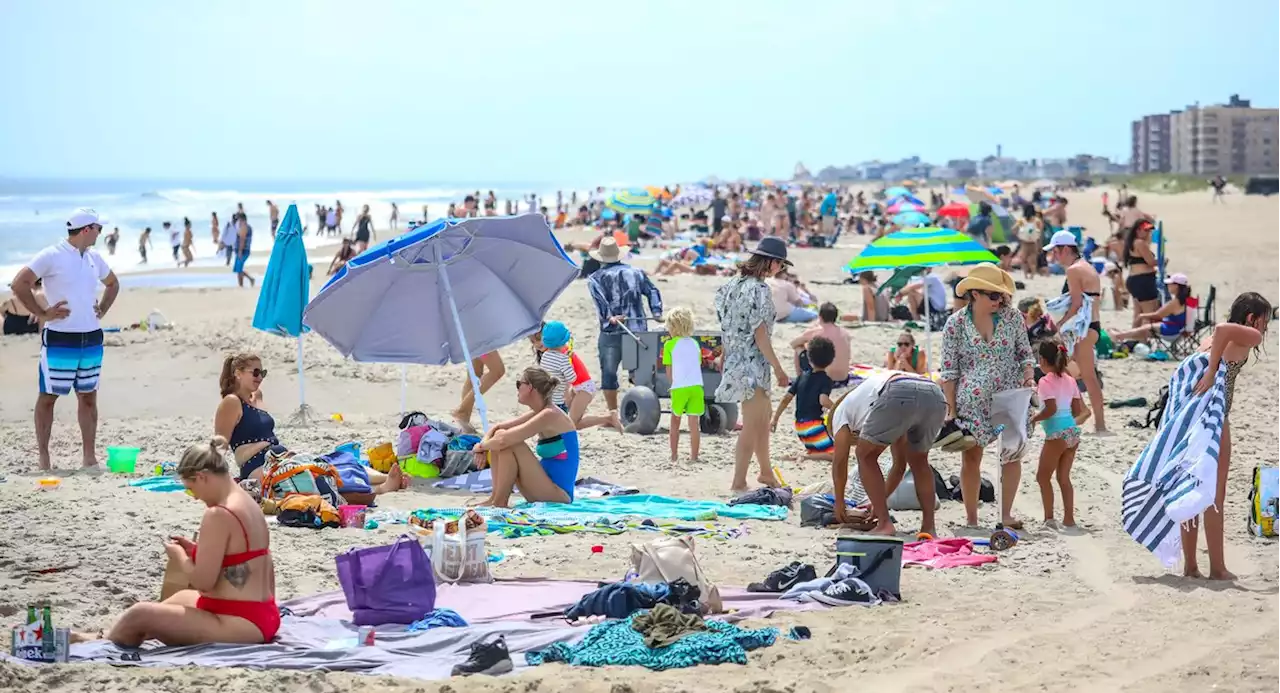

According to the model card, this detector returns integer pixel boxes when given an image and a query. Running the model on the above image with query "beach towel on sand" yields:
[1123,352,1227,567]
[516,495,788,522]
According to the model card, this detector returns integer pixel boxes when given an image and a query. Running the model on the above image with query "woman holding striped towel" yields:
[1123,292,1271,579]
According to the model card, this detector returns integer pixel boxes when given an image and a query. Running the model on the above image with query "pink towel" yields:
[902,538,997,569]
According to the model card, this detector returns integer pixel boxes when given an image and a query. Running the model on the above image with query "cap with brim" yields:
[1164,273,1189,286]
[66,208,105,231]
[1042,229,1078,252]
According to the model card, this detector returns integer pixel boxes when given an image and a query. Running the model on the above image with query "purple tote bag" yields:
[335,534,437,626]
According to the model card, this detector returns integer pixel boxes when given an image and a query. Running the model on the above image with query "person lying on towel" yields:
[101,437,280,646]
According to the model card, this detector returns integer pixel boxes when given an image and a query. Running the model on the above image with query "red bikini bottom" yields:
[196,596,281,641]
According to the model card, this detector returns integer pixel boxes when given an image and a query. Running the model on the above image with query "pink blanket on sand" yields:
[902,538,997,569]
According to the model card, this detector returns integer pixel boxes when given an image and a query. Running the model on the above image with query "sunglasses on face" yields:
[977,290,1005,300]
[247,368,268,378]
[898,341,912,347]
[515,380,527,391]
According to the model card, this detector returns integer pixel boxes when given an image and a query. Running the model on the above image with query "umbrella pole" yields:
[924,289,933,368]
[287,336,316,426]
[436,256,490,433]
[400,364,408,414]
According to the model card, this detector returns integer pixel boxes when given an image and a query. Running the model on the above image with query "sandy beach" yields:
[1,188,1276,692]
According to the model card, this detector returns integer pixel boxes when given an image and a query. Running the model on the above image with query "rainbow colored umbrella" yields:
[847,226,998,272]
[607,189,658,215]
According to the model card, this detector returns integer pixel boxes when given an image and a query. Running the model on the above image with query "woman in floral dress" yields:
[941,263,1035,529]
[714,238,792,492]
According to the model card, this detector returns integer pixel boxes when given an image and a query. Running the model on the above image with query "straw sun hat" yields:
[955,262,1016,297]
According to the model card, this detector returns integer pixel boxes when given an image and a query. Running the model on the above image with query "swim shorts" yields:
[670,385,705,417]
[794,419,834,453]
[860,378,947,452]
[39,329,104,396]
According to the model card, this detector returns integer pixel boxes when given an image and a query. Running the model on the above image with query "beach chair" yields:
[876,266,924,297]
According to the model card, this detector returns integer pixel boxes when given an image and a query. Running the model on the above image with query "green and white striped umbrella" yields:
[847,226,998,272]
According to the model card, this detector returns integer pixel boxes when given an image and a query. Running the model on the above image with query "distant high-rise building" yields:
[1134,95,1277,176]
[1131,114,1172,173]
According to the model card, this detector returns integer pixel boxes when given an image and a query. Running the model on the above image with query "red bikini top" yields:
[191,505,270,567]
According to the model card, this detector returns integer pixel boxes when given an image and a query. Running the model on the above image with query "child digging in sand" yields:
[663,307,705,461]
[770,336,837,462]
[1030,339,1088,527]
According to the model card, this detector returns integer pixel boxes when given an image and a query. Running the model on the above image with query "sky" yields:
[2,0,1277,185]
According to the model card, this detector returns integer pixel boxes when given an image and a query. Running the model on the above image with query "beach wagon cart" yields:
[617,329,739,435]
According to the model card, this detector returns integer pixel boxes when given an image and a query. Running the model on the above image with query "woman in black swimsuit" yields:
[1122,219,1160,327]
[353,205,374,252]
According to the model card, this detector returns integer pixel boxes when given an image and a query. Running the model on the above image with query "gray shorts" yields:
[860,378,947,452]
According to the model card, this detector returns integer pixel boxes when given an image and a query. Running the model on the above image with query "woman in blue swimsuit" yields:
[474,366,580,508]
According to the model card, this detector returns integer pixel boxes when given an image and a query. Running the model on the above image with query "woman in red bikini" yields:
[106,437,279,646]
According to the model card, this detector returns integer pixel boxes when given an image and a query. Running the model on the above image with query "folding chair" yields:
[1167,283,1213,356]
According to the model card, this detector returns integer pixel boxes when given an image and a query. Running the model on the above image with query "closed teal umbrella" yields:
[252,204,315,424]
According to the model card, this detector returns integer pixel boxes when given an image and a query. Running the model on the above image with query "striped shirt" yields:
[538,349,575,405]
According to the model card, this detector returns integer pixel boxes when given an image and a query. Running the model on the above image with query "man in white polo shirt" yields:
[9,209,120,470]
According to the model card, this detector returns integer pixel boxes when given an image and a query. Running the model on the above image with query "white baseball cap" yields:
[1164,273,1189,286]
[1042,229,1077,252]
[721,214,733,222]
[67,208,105,231]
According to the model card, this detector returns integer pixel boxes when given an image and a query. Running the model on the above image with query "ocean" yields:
[0,178,582,285]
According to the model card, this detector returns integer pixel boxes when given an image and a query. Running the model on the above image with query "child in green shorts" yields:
[663,307,705,461]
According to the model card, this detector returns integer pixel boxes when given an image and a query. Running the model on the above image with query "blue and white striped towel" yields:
[1122,352,1226,567]
[1044,292,1094,357]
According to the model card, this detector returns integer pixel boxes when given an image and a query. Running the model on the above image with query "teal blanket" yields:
[129,476,185,493]
[515,494,787,522]
[526,614,777,670]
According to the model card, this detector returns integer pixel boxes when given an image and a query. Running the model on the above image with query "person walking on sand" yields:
[181,217,194,267]
[9,209,120,470]
[138,226,152,264]
[353,204,375,253]
[587,236,664,417]
[220,217,236,266]
[715,238,792,492]
[211,212,220,248]
[390,202,399,229]
[166,221,180,264]
[234,214,256,288]
[334,201,344,234]
[267,200,279,238]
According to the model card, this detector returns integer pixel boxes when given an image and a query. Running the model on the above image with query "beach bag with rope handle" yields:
[629,535,722,614]
[1247,466,1278,538]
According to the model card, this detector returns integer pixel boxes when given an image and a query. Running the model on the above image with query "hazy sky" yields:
[2,0,1277,184]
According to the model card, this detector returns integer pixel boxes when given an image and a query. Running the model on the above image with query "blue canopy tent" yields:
[251,204,316,425]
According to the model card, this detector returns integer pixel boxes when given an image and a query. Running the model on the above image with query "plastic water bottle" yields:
[1132,343,1151,359]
